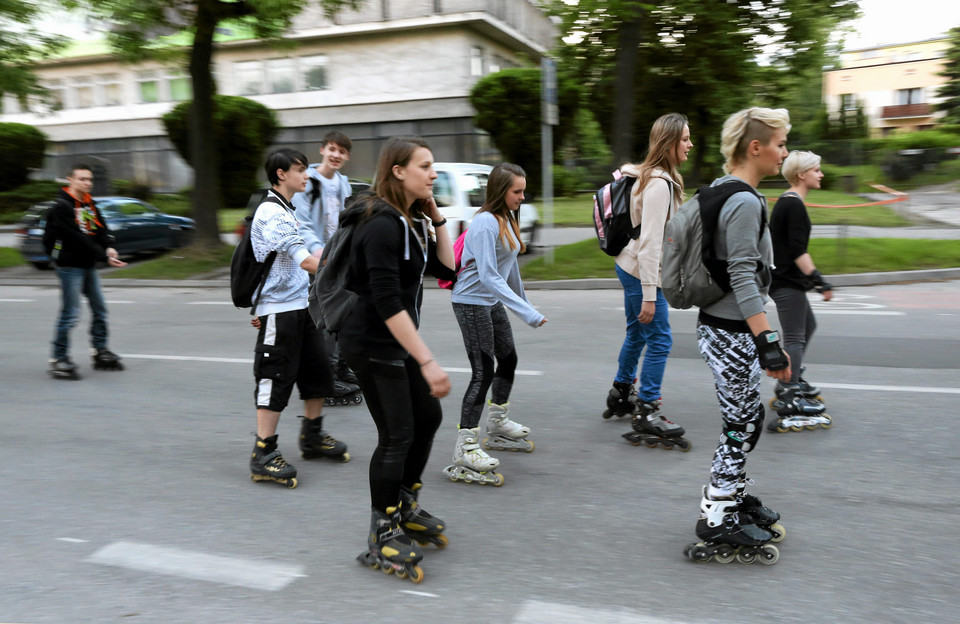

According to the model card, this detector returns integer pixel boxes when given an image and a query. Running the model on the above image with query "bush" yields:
[0,180,62,222]
[113,179,153,200]
[162,96,279,207]
[0,123,47,192]
[552,164,587,197]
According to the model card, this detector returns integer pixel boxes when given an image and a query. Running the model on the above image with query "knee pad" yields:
[722,405,765,452]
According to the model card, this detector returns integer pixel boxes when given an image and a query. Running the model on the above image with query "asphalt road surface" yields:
[1,281,958,623]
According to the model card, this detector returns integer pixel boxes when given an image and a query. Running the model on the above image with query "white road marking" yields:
[104,300,135,304]
[399,589,439,598]
[56,537,89,543]
[185,301,234,305]
[87,541,306,591]
[445,366,543,376]
[817,382,960,395]
[0,298,33,302]
[514,600,699,624]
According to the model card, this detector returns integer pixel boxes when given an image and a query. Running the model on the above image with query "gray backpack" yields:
[661,181,764,309]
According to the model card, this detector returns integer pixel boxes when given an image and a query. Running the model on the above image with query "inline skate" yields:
[602,380,637,419]
[683,487,779,564]
[335,360,359,385]
[49,357,80,380]
[442,427,504,486]
[768,384,832,433]
[356,506,424,583]
[482,402,534,452]
[324,379,363,407]
[736,476,784,542]
[622,400,691,451]
[399,483,448,549]
[250,434,297,488]
[91,347,123,371]
[769,367,821,410]
[298,415,350,462]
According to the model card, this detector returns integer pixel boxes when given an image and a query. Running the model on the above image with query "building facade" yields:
[1,0,556,193]
[822,37,950,137]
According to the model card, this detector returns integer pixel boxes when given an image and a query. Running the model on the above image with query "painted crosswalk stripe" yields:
[514,600,700,624]
[87,541,306,591]
[817,382,960,395]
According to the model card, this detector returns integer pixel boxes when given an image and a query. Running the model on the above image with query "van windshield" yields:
[460,173,488,208]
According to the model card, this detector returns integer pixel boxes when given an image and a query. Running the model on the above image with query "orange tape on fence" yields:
[763,184,909,209]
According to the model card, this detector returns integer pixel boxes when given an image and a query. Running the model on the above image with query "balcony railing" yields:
[881,103,933,119]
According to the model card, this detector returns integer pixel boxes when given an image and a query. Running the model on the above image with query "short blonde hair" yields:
[781,150,821,185]
[720,107,792,174]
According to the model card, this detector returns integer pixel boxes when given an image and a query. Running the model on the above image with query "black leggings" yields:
[344,353,443,512]
[452,302,518,429]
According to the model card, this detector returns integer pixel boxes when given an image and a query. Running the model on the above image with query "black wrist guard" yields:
[809,269,833,293]
[754,330,788,371]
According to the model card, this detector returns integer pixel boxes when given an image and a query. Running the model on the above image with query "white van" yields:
[432,162,538,248]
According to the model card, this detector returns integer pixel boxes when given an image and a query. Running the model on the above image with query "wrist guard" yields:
[754,330,788,371]
[809,269,833,293]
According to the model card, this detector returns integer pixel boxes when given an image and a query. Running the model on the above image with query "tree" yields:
[937,26,960,124]
[469,67,579,194]
[162,96,278,207]
[544,0,860,181]
[72,0,363,248]
[0,122,46,191]
[0,1,67,104]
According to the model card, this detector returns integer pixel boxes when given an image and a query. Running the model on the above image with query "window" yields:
[236,60,263,95]
[44,79,66,111]
[461,172,488,208]
[99,74,122,106]
[897,88,923,105]
[267,58,295,93]
[433,171,454,207]
[489,55,502,74]
[73,76,95,108]
[301,55,328,90]
[840,94,856,111]
[470,46,484,76]
[169,74,192,101]
[137,71,160,103]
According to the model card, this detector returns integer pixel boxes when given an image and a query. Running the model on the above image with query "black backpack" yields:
[229,192,282,315]
[308,201,369,332]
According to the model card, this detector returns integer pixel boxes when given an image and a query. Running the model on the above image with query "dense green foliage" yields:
[0,2,67,103]
[162,95,279,207]
[470,68,579,194]
[0,123,47,191]
[0,179,62,223]
[937,26,960,124]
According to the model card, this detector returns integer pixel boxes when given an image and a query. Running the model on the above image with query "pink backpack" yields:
[438,230,468,290]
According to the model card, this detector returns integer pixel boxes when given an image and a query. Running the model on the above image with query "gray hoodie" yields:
[291,164,352,254]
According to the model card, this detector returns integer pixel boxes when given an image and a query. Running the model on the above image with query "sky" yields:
[844,0,960,48]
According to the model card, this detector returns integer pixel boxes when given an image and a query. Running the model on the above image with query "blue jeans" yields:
[52,266,108,359]
[615,264,672,402]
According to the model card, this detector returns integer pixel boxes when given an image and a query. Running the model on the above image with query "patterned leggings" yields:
[452,302,518,429]
[697,323,765,496]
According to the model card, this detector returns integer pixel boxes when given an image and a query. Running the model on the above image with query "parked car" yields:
[16,197,196,270]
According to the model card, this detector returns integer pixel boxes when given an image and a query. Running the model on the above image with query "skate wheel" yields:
[677,439,692,452]
[768,523,786,543]
[821,415,833,429]
[660,441,675,450]
[645,440,658,449]
[408,565,424,584]
[714,545,736,564]
[602,409,613,420]
[492,472,504,487]
[340,452,350,463]
[775,424,789,434]
[352,394,363,404]
[790,425,804,433]
[524,440,535,452]
[736,550,757,564]
[287,478,298,489]
[434,534,449,549]
[396,569,408,579]
[324,398,335,407]
[758,544,780,565]
[380,563,394,575]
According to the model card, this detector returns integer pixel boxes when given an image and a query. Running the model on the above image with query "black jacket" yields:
[769,192,813,292]
[44,188,115,268]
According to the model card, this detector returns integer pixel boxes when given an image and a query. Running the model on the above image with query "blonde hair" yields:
[632,112,687,206]
[720,107,791,174]
[781,150,822,185]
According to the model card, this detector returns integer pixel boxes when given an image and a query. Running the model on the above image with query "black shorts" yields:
[254,308,335,412]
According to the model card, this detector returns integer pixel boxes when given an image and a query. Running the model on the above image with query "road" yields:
[1,281,958,623]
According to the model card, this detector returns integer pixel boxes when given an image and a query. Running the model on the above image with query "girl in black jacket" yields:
[340,136,456,582]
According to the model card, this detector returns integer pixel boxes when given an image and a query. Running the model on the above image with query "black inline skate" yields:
[335,360,359,385]
[91,347,123,371]
[736,476,784,542]
[49,357,80,380]
[683,486,780,565]
[769,367,822,410]
[250,434,298,488]
[324,379,363,407]
[356,506,424,583]
[602,380,638,419]
[298,415,350,462]
[622,400,691,451]
[399,483,449,549]
[768,383,832,433]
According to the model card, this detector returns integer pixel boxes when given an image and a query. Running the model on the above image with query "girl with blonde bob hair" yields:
[606,113,692,449]
[446,163,547,485]
[685,107,792,564]
[766,150,834,433]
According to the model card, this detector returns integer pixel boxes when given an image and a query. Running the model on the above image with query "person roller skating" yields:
[49,357,80,380]
[768,382,831,433]
[483,402,534,452]
[683,486,780,564]
[250,434,298,488]
[356,506,424,583]
[736,475,784,542]
[398,483,448,549]
[323,379,363,407]
[442,427,504,486]
[769,367,822,409]
[298,415,350,462]
[91,347,123,371]
[622,400,691,451]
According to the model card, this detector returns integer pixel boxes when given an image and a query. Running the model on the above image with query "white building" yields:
[1,0,556,192]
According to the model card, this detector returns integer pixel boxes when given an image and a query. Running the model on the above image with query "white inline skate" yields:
[442,427,504,486]
[482,402,534,452]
